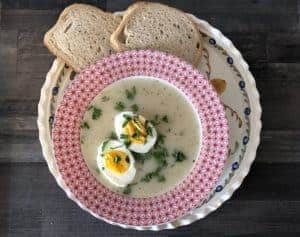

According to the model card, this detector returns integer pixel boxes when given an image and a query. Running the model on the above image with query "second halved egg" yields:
[114,111,157,153]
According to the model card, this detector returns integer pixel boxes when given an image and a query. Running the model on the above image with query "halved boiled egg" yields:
[96,139,136,187]
[114,111,157,153]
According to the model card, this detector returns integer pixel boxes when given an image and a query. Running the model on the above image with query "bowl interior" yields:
[52,50,229,226]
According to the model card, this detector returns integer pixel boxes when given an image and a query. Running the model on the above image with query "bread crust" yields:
[110,1,202,66]
[45,2,203,71]
[44,3,119,72]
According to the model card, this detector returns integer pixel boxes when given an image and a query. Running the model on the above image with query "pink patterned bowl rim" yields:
[52,50,229,226]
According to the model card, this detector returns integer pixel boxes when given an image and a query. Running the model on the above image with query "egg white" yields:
[96,139,136,187]
[114,111,157,153]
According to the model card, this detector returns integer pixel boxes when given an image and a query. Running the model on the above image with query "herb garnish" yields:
[132,132,138,139]
[158,175,166,182]
[126,86,137,100]
[139,145,168,183]
[153,147,168,167]
[114,156,121,163]
[123,114,132,120]
[109,132,117,140]
[146,125,153,136]
[122,115,132,127]
[151,114,169,125]
[120,134,129,140]
[125,156,130,163]
[132,152,152,164]
[141,165,167,183]
[80,121,90,129]
[172,150,186,162]
[123,185,131,195]
[155,134,166,148]
[123,182,137,195]
[151,114,160,126]
[92,107,102,120]
[131,104,139,112]
[141,172,155,182]
[133,129,142,138]
[114,101,125,111]
[120,134,131,147]
[133,117,144,131]
[95,167,100,174]
[162,115,169,123]
[132,132,137,138]
[102,140,109,152]
[124,140,131,148]
[122,120,130,128]
[101,96,110,102]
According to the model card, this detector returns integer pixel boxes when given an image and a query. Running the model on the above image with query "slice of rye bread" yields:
[110,2,203,66]
[44,4,121,72]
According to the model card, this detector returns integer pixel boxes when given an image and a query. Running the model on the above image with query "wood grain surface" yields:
[0,0,299,236]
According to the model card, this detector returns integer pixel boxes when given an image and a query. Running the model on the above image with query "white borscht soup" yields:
[80,76,201,197]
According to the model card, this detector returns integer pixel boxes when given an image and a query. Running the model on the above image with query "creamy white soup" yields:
[80,76,201,198]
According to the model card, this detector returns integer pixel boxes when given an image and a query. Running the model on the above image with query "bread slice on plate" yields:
[110,2,203,66]
[44,4,121,72]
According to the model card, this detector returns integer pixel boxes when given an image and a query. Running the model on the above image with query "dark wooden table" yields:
[1,0,300,236]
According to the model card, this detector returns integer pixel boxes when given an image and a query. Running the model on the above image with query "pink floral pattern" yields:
[52,50,229,226]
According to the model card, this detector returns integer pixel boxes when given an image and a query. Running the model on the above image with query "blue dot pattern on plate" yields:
[244,107,251,115]
[52,86,59,95]
[239,80,245,89]
[227,56,234,64]
[49,115,54,125]
[209,38,216,45]
[232,162,239,170]
[243,136,249,145]
[215,185,223,192]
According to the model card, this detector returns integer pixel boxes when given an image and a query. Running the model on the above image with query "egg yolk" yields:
[123,117,147,144]
[104,150,129,174]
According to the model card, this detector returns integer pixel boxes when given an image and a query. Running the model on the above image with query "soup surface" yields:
[80,76,201,197]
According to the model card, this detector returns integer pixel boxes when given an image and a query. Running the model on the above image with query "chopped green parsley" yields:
[114,156,121,163]
[92,107,102,120]
[102,140,109,152]
[101,96,110,102]
[125,86,137,100]
[131,104,139,112]
[162,115,169,123]
[114,101,125,111]
[172,150,186,162]
[80,121,90,129]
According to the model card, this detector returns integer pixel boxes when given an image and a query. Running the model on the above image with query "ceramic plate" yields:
[51,50,229,226]
[38,12,261,230]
